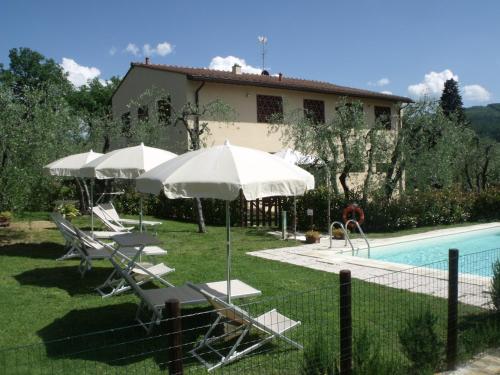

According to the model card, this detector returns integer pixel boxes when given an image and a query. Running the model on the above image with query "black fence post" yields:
[166,299,183,375]
[340,270,352,375]
[447,248,459,371]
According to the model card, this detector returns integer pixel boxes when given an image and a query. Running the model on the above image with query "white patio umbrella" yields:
[79,143,177,231]
[136,140,315,302]
[273,148,318,167]
[273,148,319,239]
[44,150,104,229]
[44,150,103,177]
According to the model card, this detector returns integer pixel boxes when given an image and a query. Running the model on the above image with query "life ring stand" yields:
[342,204,365,229]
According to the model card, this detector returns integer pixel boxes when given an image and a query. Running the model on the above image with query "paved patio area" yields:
[439,348,500,374]
[249,224,498,308]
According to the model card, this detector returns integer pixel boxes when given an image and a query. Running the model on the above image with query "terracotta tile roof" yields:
[130,62,412,103]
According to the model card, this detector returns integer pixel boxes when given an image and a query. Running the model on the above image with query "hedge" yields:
[112,186,500,233]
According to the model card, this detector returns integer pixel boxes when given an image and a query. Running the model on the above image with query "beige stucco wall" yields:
[191,81,401,152]
[111,66,190,153]
[112,67,402,155]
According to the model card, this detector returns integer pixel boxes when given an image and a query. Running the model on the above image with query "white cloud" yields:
[124,43,140,56]
[377,78,390,86]
[60,57,101,87]
[123,41,174,58]
[143,43,154,57]
[369,77,390,87]
[463,84,491,102]
[109,46,117,56]
[156,42,173,56]
[143,41,174,57]
[209,56,261,74]
[381,90,393,95]
[408,69,458,97]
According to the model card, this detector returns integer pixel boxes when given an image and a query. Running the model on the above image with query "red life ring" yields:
[342,205,365,229]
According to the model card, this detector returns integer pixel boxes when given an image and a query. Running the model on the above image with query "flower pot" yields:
[332,229,345,240]
[305,235,320,244]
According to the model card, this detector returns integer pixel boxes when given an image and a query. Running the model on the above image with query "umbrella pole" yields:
[90,178,94,234]
[139,196,143,232]
[293,196,297,240]
[226,200,231,303]
[327,169,331,233]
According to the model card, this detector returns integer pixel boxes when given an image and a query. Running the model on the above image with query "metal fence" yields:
[1,247,499,374]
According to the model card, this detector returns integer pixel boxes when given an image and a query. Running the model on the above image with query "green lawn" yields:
[0,213,488,374]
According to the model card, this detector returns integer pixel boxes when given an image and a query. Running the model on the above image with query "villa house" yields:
[112,60,412,189]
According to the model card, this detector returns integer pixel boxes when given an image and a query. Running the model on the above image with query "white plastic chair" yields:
[187,283,303,371]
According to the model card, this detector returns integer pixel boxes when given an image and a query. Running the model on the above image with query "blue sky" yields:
[2,0,499,106]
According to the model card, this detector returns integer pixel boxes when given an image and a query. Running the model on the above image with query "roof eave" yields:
[186,75,413,103]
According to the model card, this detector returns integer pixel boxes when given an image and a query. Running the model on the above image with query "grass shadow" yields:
[14,266,114,296]
[36,303,218,369]
[0,242,65,259]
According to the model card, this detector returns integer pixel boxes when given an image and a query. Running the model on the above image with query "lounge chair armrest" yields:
[119,218,162,226]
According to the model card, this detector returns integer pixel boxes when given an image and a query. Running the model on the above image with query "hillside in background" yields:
[465,103,500,141]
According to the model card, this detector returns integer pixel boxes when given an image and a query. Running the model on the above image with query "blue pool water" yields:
[367,227,500,277]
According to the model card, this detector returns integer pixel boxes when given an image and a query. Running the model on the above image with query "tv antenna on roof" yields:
[258,36,268,71]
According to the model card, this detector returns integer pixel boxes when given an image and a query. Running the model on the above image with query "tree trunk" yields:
[1,149,7,169]
[74,178,87,212]
[338,134,352,201]
[480,145,492,191]
[384,132,404,200]
[82,179,91,213]
[191,116,207,233]
[339,172,350,201]
[194,198,206,233]
[102,134,110,153]
[362,147,374,207]
[464,164,474,191]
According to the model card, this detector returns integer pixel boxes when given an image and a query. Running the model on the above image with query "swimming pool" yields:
[366,227,500,277]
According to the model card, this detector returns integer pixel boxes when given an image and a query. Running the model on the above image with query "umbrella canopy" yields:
[273,148,318,166]
[136,141,315,200]
[136,140,314,302]
[79,143,177,179]
[44,150,103,177]
[79,143,177,233]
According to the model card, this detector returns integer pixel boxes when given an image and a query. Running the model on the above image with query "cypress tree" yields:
[440,79,466,123]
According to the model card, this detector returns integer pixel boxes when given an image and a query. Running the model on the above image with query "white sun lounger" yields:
[95,238,174,298]
[111,260,262,334]
[51,212,81,260]
[92,206,134,233]
[53,216,169,282]
[99,202,162,229]
[187,283,302,371]
[51,212,125,256]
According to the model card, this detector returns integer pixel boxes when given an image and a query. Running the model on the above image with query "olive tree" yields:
[0,83,80,211]
[119,87,235,233]
[272,98,368,201]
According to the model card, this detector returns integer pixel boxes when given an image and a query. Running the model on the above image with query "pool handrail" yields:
[329,221,356,255]
[345,219,371,258]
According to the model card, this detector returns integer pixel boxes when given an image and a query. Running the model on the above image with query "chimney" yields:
[145,57,150,65]
[232,64,242,75]
[278,73,283,81]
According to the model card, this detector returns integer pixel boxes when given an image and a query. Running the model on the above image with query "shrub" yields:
[300,334,338,375]
[56,203,79,221]
[112,185,500,232]
[458,312,500,360]
[0,211,13,221]
[490,260,500,311]
[305,230,321,243]
[398,309,443,374]
[352,328,401,375]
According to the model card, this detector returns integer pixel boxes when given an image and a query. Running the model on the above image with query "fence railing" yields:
[1,247,499,374]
